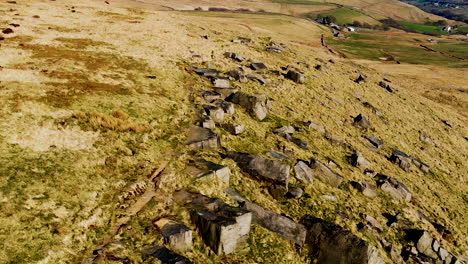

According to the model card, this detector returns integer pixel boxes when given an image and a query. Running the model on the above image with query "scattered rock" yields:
[286,185,303,199]
[226,188,307,246]
[245,74,268,85]
[281,133,310,150]
[187,159,231,184]
[203,105,225,122]
[321,195,337,201]
[212,77,230,88]
[442,120,453,128]
[285,69,305,84]
[227,69,248,83]
[173,191,252,255]
[405,229,459,263]
[294,161,313,183]
[266,41,287,53]
[303,121,326,134]
[354,114,372,129]
[227,151,290,186]
[268,150,291,160]
[389,150,412,172]
[222,123,245,135]
[310,158,344,187]
[199,117,215,129]
[302,215,385,264]
[411,158,430,173]
[224,52,245,62]
[268,184,288,200]
[213,99,235,114]
[364,135,384,149]
[274,125,295,134]
[2,28,14,34]
[154,219,193,251]
[351,180,378,198]
[186,126,221,149]
[364,214,383,232]
[419,131,435,146]
[355,74,367,84]
[212,87,238,98]
[379,81,393,93]
[228,92,272,121]
[250,62,267,71]
[202,91,222,102]
[142,246,192,264]
[375,174,412,202]
[193,67,220,78]
[351,151,371,170]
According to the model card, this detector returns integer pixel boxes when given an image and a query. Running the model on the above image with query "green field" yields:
[272,0,336,5]
[327,32,468,67]
[398,21,448,35]
[308,7,381,25]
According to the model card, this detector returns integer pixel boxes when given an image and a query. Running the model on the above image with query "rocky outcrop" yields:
[227,152,290,186]
[173,191,252,255]
[351,180,378,198]
[375,174,412,202]
[228,92,272,121]
[405,229,461,264]
[226,188,307,246]
[302,215,385,264]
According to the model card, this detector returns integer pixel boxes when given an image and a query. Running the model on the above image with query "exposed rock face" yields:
[199,117,215,129]
[364,135,384,149]
[285,69,305,84]
[227,69,248,83]
[226,188,307,246]
[351,180,378,198]
[186,126,221,149]
[405,229,460,264]
[228,92,272,121]
[193,67,220,78]
[142,246,193,264]
[351,151,371,170]
[173,191,252,255]
[310,159,344,187]
[302,215,385,264]
[354,114,372,129]
[375,174,412,202]
[294,161,313,183]
[155,219,193,252]
[227,151,290,186]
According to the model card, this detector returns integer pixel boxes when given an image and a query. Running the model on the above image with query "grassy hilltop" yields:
[0,0,467,263]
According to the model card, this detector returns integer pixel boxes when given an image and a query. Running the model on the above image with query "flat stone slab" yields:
[227,151,290,186]
[154,219,193,252]
[294,161,313,183]
[186,159,230,185]
[310,159,344,187]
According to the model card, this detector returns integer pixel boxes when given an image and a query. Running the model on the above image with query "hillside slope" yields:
[0,0,467,263]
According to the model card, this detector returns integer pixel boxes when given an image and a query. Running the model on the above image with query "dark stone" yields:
[2,28,14,34]
[310,159,344,187]
[212,87,238,98]
[364,135,384,149]
[245,74,268,85]
[389,150,412,171]
[227,151,290,186]
[187,159,231,184]
[303,120,326,134]
[146,75,157,79]
[355,74,367,84]
[375,174,412,202]
[285,69,305,84]
[155,219,193,251]
[302,215,385,264]
[192,67,220,78]
[227,69,248,83]
[142,246,192,264]
[202,91,222,102]
[351,151,371,170]
[226,188,307,246]
[224,52,245,62]
[354,114,372,129]
[186,126,221,149]
[279,133,310,150]
[222,123,245,135]
[379,81,393,93]
[213,99,235,114]
[442,120,453,127]
[250,62,267,71]
[351,181,378,198]
[268,150,291,160]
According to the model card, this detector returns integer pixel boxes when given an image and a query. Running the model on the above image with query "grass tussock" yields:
[73,111,150,133]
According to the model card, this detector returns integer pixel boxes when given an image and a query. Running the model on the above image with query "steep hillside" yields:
[0,0,467,264]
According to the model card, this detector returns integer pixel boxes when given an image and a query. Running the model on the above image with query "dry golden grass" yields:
[0,0,466,263]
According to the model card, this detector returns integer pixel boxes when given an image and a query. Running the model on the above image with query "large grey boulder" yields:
[302,215,385,264]
[227,151,290,186]
[375,174,412,202]
[294,161,314,183]
[229,92,272,121]
[310,159,344,187]
[186,126,221,149]
[173,191,252,255]
[226,188,307,246]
